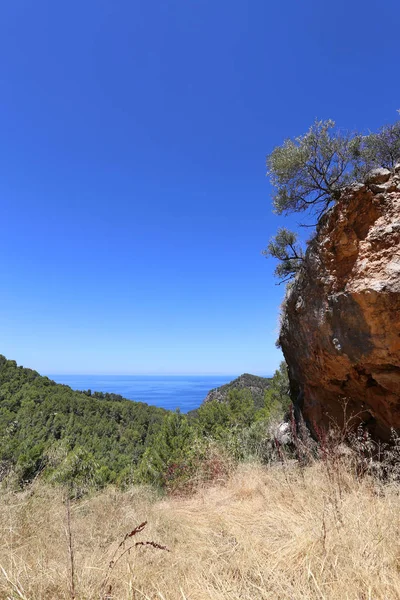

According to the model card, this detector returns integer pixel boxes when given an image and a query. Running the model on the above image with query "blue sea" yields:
[47,375,237,413]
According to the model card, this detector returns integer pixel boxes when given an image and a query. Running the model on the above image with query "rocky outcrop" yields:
[279,167,400,440]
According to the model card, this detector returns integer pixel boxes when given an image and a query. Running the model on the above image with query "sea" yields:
[47,374,237,413]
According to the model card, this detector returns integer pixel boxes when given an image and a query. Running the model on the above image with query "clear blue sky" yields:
[1,0,399,375]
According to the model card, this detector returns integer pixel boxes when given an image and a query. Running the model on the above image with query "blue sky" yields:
[1,0,399,375]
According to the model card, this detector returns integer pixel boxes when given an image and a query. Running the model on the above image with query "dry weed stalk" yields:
[100,521,170,599]
[65,494,76,600]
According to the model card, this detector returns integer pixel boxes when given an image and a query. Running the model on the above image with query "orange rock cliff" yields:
[279,166,400,440]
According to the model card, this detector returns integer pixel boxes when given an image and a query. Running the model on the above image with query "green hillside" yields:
[0,355,167,485]
[0,355,291,494]
[203,373,272,409]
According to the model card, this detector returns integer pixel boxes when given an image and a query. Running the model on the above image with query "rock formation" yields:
[279,167,400,440]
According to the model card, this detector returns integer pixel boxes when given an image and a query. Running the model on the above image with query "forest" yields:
[0,354,290,494]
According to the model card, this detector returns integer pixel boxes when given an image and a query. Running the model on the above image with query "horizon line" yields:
[46,372,273,378]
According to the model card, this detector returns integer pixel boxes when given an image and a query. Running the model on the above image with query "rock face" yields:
[279,168,400,440]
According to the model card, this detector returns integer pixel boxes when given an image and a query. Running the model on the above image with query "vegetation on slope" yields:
[0,355,167,487]
[202,372,272,409]
[135,363,291,491]
[0,355,291,493]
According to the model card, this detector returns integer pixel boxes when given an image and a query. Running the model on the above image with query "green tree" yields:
[225,389,256,427]
[356,120,400,174]
[196,389,256,439]
[0,354,167,488]
[262,227,304,282]
[196,400,231,438]
[265,116,400,281]
[47,446,103,498]
[267,119,359,217]
[256,362,291,422]
[135,411,198,487]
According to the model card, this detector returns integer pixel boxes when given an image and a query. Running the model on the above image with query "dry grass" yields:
[1,460,400,599]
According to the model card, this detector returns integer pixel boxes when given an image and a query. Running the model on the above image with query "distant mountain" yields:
[203,373,272,409]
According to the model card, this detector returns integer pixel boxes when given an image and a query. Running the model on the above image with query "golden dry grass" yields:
[1,460,400,599]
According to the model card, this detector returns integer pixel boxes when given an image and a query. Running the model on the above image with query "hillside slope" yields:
[0,355,167,483]
[203,373,271,409]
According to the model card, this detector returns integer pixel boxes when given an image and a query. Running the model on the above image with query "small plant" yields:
[162,460,197,495]
[347,425,400,483]
[65,494,76,600]
[100,521,170,599]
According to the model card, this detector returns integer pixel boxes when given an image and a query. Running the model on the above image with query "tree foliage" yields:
[197,373,271,411]
[0,355,166,486]
[260,361,291,420]
[0,354,294,493]
[262,228,304,282]
[136,366,293,488]
[356,120,400,173]
[46,445,104,498]
[196,389,256,439]
[267,119,359,217]
[265,116,400,281]
[135,411,197,487]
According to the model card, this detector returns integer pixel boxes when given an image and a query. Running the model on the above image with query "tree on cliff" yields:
[265,116,400,281]
[356,120,400,173]
[262,228,304,283]
[267,119,360,217]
